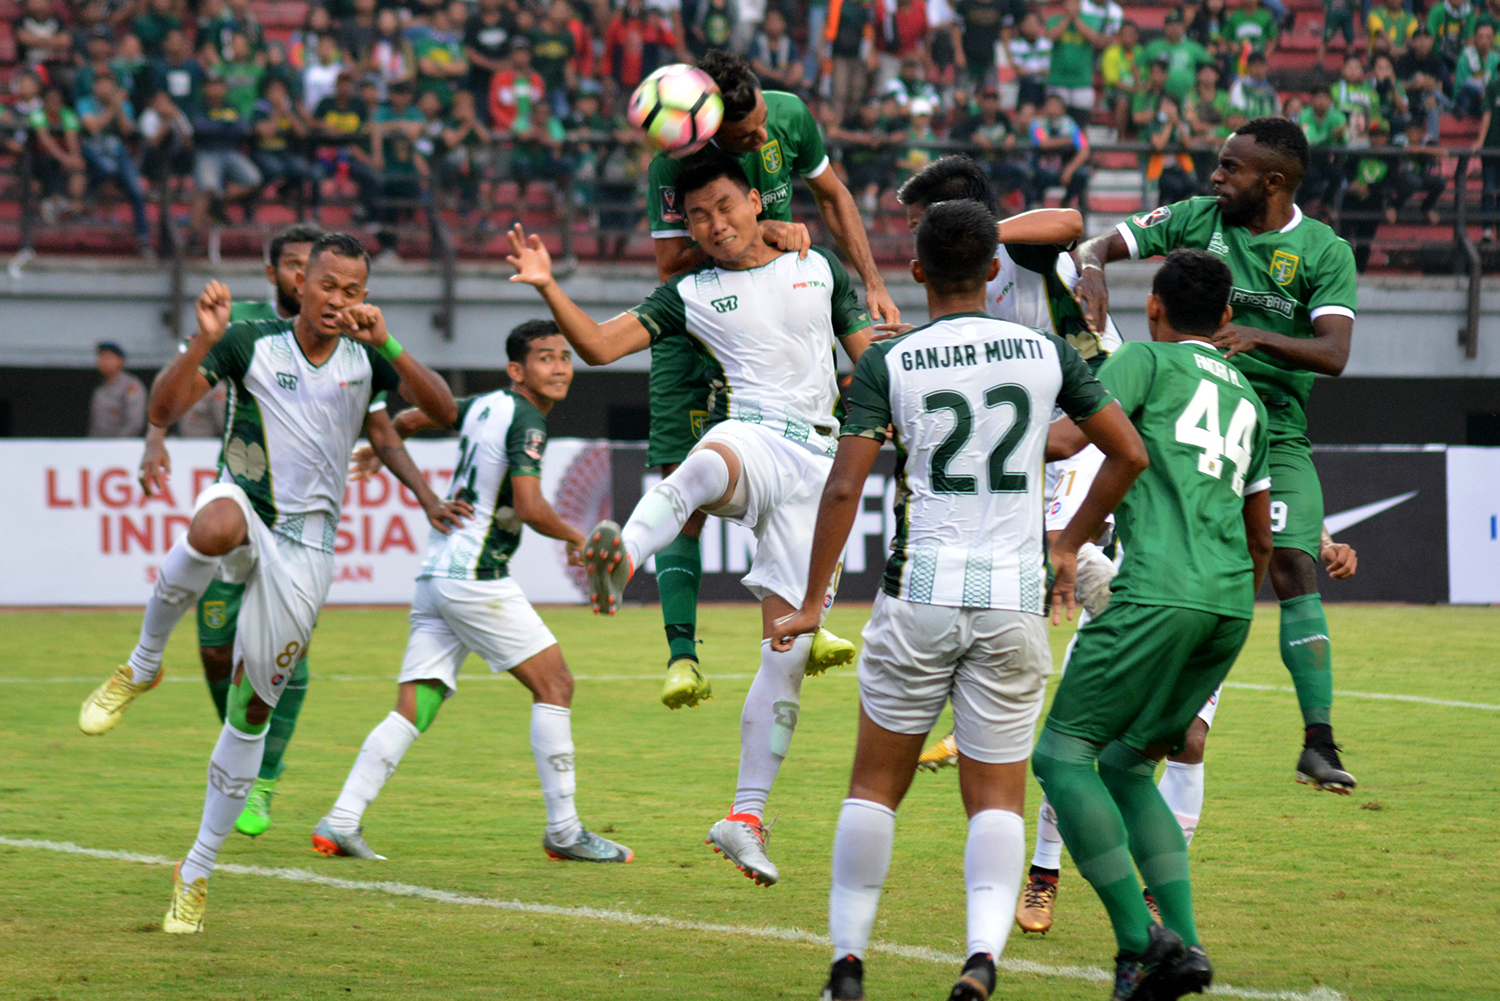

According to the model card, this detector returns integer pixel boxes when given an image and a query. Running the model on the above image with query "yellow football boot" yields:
[805,628,856,677]
[79,664,162,735]
[660,657,713,709]
[916,732,959,772]
[163,864,207,934]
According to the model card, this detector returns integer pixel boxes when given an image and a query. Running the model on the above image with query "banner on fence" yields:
[0,441,1494,606]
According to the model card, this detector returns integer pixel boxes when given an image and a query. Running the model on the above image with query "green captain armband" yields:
[378,335,404,362]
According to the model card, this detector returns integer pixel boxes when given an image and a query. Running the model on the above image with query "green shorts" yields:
[1045,601,1251,754]
[197,578,244,648]
[647,336,714,469]
[1322,5,1356,41]
[1264,399,1324,560]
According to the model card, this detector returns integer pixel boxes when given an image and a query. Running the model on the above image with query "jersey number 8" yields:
[1174,379,1258,495]
[923,385,1032,495]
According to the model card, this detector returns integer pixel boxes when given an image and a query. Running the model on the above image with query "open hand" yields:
[195,280,233,344]
[348,443,382,481]
[506,223,555,288]
[871,321,916,342]
[424,497,474,535]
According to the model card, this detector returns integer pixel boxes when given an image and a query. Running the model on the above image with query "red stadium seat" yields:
[251,0,310,29]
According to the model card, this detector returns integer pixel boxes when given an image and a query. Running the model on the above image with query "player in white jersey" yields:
[312,321,633,865]
[79,234,465,933]
[504,156,873,887]
[770,200,1147,1001]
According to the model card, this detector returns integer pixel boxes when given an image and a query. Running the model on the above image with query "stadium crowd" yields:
[3,0,1499,261]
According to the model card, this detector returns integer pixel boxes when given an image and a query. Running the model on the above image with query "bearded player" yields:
[641,51,896,711]
[135,224,325,840]
[1074,117,1360,797]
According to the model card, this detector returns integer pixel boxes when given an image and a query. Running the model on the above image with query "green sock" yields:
[1032,728,1155,955]
[206,676,230,723]
[1098,742,1199,948]
[656,532,702,663]
[1280,593,1333,728]
[258,657,309,781]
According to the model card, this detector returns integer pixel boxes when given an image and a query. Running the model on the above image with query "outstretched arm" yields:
[507,223,651,365]
[1072,230,1131,332]
[1210,312,1352,376]
[512,475,586,565]
[150,281,227,428]
[998,208,1084,246]
[804,167,899,324]
[1048,400,1148,623]
[770,434,884,649]
[362,407,471,534]
[338,304,459,426]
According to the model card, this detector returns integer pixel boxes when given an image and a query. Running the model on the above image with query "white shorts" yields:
[1045,443,1108,533]
[857,592,1052,764]
[398,576,558,695]
[696,421,839,611]
[1047,85,1096,110]
[201,483,334,708]
[1197,683,1223,728]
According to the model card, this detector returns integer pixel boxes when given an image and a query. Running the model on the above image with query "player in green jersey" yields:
[642,51,896,712]
[135,224,327,837]
[1074,116,1360,794]
[1037,249,1275,1000]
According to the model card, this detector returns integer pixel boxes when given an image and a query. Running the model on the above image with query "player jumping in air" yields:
[506,156,872,887]
[135,223,325,840]
[80,234,466,932]
[770,199,1146,1001]
[643,51,896,711]
[1074,117,1360,796]
[312,320,632,864]
[1036,249,1275,1000]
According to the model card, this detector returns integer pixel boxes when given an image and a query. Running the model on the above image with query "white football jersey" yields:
[986,244,1122,360]
[842,313,1112,612]
[200,319,401,550]
[631,246,871,456]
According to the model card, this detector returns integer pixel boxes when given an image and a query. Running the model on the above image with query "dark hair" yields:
[1151,249,1231,337]
[268,223,326,267]
[306,232,372,273]
[1236,115,1310,174]
[896,155,999,215]
[1309,83,1331,97]
[916,200,1000,295]
[507,319,562,363]
[674,154,752,208]
[97,341,126,359]
[698,49,760,123]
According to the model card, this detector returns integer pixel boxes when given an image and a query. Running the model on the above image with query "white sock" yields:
[129,538,220,683]
[1158,760,1205,846]
[966,809,1026,959]
[829,798,896,961]
[180,721,265,884]
[1031,795,1065,870]
[732,635,811,819]
[620,448,729,570]
[531,703,582,847]
[326,711,421,835]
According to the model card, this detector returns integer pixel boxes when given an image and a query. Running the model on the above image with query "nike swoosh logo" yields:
[1324,490,1419,535]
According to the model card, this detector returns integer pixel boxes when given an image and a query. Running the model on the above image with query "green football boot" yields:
[235,777,276,837]
[660,656,713,709]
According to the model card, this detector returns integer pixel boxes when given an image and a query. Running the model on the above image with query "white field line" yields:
[0,836,1346,1001]
[5,672,1499,713]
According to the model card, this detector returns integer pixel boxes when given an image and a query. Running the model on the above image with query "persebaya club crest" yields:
[760,140,783,174]
[1270,250,1299,286]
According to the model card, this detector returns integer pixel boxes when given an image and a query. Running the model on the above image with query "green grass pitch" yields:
[1,602,1497,1001]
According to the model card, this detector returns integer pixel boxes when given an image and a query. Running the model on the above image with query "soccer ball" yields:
[627,64,724,158]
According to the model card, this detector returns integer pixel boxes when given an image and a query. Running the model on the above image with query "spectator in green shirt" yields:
[220,32,265,119]
[1428,0,1477,65]
[1101,20,1142,136]
[1473,71,1500,238]
[1333,54,1380,145]
[1227,49,1280,129]
[1141,11,1212,101]
[1371,53,1413,134]
[1338,117,1398,270]
[530,1,578,120]
[414,4,470,106]
[1456,22,1500,116]
[28,86,86,220]
[132,0,182,60]
[1224,0,1279,55]
[1046,0,1108,126]
[1369,0,1420,56]
[1130,55,1173,138]
[1298,85,1348,214]
[1318,0,1357,63]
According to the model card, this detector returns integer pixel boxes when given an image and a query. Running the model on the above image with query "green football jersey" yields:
[229,300,281,322]
[1098,339,1271,618]
[421,389,547,580]
[1117,196,1358,410]
[646,90,830,239]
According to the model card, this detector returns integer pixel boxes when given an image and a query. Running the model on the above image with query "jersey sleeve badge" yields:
[524,428,546,460]
[659,186,682,223]
[1269,250,1299,286]
[1132,205,1171,227]
[760,139,783,173]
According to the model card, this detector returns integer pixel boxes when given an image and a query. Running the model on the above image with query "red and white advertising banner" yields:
[0,439,611,606]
